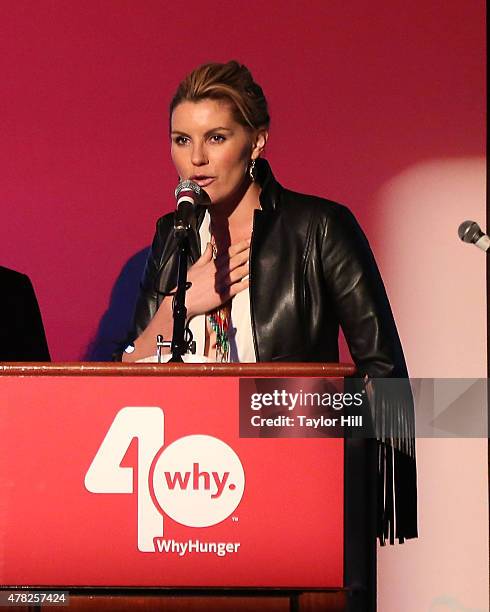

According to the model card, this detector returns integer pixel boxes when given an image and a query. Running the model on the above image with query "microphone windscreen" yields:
[175,179,200,200]
[175,179,210,205]
[458,220,483,244]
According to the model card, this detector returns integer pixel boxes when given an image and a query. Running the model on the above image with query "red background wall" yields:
[0,1,485,360]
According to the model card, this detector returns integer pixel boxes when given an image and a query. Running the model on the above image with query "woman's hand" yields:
[186,238,250,319]
[122,237,250,362]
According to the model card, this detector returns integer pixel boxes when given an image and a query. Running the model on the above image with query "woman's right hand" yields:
[122,237,250,362]
[186,238,250,319]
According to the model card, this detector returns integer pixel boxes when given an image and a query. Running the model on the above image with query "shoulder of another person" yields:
[0,265,32,292]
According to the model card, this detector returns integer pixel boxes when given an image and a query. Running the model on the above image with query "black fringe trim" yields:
[369,378,418,545]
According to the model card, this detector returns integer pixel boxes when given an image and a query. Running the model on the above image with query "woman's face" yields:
[171,98,266,205]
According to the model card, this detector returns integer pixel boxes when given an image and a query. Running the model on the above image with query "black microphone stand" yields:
[168,230,192,362]
[167,179,205,362]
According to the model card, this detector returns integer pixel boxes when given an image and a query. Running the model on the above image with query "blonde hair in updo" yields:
[170,60,270,130]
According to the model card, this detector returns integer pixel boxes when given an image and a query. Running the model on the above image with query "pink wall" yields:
[0,1,485,360]
[373,157,488,611]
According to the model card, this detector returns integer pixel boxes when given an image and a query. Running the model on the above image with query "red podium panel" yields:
[0,375,344,588]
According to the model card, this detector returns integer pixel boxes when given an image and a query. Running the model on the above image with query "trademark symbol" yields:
[231,516,239,522]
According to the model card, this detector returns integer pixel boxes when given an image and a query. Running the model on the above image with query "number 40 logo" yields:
[84,407,245,552]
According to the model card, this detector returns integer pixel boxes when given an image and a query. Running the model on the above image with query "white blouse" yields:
[188,210,256,363]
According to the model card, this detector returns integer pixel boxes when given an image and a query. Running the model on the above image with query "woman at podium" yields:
[120,60,416,544]
[122,60,407,374]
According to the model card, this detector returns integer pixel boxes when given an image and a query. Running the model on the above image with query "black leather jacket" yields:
[131,159,408,378]
[128,159,417,543]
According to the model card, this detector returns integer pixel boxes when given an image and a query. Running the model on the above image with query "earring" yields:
[249,159,256,181]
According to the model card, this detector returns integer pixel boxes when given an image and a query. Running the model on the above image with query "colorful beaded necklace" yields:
[207,236,231,362]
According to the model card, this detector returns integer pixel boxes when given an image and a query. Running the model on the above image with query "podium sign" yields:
[0,376,343,588]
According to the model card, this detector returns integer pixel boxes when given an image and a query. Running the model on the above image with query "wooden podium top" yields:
[0,361,356,377]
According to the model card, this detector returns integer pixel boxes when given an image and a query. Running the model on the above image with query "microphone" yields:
[458,220,490,252]
[174,179,209,238]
